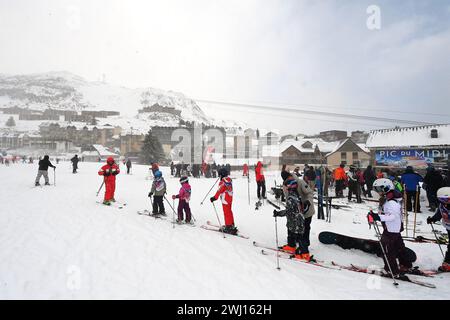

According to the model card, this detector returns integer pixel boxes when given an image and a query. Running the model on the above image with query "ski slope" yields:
[0,162,449,299]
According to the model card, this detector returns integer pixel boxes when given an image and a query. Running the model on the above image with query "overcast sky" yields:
[1,0,449,134]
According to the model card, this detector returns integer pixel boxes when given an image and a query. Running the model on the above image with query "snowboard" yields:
[319,231,417,262]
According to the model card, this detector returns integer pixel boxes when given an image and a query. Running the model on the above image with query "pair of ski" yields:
[253,242,437,288]
[403,235,448,245]
[201,221,249,239]
[137,210,196,226]
[97,201,127,209]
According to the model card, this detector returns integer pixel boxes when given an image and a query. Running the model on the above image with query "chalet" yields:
[325,137,370,168]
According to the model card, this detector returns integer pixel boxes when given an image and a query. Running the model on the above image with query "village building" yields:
[366,124,450,169]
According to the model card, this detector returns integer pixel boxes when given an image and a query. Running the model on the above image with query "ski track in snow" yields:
[0,162,449,299]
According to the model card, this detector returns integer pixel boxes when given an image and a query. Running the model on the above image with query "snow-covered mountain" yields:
[0,71,212,125]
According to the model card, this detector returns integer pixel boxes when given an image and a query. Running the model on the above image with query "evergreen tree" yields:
[5,116,16,127]
[140,130,166,164]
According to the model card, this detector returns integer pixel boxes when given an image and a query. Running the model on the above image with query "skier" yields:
[71,154,79,174]
[273,176,311,261]
[423,166,444,212]
[255,161,266,199]
[293,166,302,178]
[35,155,56,186]
[98,157,120,205]
[333,163,347,197]
[172,176,192,224]
[148,170,166,216]
[280,170,315,257]
[210,168,237,235]
[305,166,316,191]
[363,165,376,198]
[150,162,160,177]
[126,158,132,174]
[426,187,450,272]
[368,178,413,278]
[347,165,362,203]
[170,162,175,176]
[401,166,423,212]
[242,163,249,177]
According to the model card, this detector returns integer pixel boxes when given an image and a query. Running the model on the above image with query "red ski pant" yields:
[222,203,234,226]
[104,178,116,201]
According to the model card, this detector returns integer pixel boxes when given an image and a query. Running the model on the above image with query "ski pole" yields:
[211,202,225,238]
[200,177,220,205]
[96,179,105,196]
[274,216,281,270]
[163,195,177,229]
[372,221,399,286]
[53,167,56,186]
[247,169,250,206]
[430,223,445,259]
[413,185,419,238]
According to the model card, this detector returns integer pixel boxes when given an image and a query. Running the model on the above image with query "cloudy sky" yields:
[0,0,449,134]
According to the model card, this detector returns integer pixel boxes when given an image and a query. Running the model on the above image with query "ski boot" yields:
[175,219,183,224]
[160,212,167,217]
[35,182,40,186]
[110,198,116,202]
[103,200,111,206]
[45,182,50,186]
[294,253,312,262]
[221,225,238,235]
[438,262,450,272]
[279,245,296,254]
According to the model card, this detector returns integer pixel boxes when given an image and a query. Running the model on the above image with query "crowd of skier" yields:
[26,154,450,278]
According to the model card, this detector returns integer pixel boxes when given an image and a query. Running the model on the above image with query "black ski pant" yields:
[335,180,345,197]
[426,189,439,210]
[177,199,192,222]
[366,184,373,198]
[152,196,165,214]
[127,166,131,174]
[287,217,312,254]
[380,231,413,275]
[257,180,266,199]
[406,190,421,212]
[72,166,77,173]
[348,182,361,203]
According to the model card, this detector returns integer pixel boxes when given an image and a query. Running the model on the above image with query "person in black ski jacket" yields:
[423,166,443,211]
[71,154,79,174]
[363,165,376,198]
[273,176,312,262]
[35,155,56,186]
[126,159,132,174]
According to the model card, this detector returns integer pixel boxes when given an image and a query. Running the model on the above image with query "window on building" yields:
[352,152,358,160]
[341,152,347,160]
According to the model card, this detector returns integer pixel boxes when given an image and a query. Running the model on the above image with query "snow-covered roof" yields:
[280,138,339,154]
[92,144,117,156]
[366,124,450,148]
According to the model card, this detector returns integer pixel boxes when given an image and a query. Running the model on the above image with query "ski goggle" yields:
[373,185,389,194]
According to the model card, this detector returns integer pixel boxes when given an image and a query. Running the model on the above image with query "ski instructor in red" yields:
[210,168,238,235]
[98,157,120,205]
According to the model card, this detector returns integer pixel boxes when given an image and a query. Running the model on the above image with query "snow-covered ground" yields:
[0,162,448,299]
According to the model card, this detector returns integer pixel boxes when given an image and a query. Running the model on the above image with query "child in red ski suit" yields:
[98,157,120,205]
[210,168,237,235]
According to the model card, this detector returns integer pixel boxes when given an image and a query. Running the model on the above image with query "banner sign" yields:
[375,149,450,168]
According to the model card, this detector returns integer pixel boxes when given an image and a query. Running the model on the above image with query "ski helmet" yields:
[437,187,450,204]
[218,167,229,178]
[154,170,162,178]
[373,178,394,194]
[107,156,114,165]
[179,176,188,184]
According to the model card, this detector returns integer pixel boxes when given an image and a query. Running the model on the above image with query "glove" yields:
[112,170,118,176]
[172,195,177,200]
[210,196,216,203]
[104,170,111,176]
[368,211,381,222]
[426,216,434,225]
[273,210,280,217]
[148,192,153,198]
[303,200,311,213]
